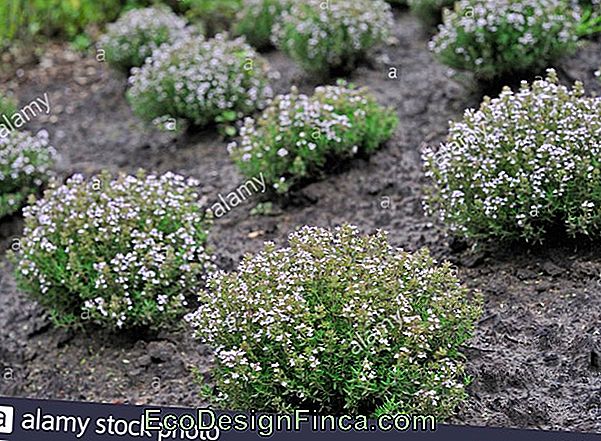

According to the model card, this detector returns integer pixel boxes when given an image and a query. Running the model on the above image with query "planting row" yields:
[11,176,481,417]
[3,69,601,240]
[99,0,599,81]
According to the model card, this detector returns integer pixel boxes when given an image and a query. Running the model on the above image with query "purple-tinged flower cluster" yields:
[188,224,481,417]
[429,0,581,80]
[0,129,56,218]
[423,69,601,242]
[14,170,215,329]
[271,0,394,74]
[100,6,193,71]
[127,34,273,129]
[228,81,398,194]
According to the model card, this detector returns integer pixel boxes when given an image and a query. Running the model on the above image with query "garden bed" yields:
[1,10,601,433]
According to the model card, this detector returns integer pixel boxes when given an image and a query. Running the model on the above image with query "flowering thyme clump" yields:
[14,170,215,329]
[99,6,192,72]
[271,0,394,75]
[234,0,292,50]
[0,130,56,218]
[423,69,601,242]
[429,0,581,81]
[228,81,398,194]
[188,225,481,417]
[127,34,273,130]
[408,0,454,27]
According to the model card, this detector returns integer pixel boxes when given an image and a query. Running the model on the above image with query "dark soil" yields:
[2,11,601,433]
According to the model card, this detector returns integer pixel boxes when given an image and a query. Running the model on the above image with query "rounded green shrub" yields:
[127,34,273,130]
[189,225,481,417]
[423,70,601,242]
[271,0,394,75]
[429,0,582,81]
[0,130,56,219]
[228,81,398,194]
[234,0,292,50]
[14,170,215,329]
[99,6,193,72]
[408,0,454,27]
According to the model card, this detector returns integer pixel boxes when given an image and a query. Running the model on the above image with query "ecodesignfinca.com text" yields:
[144,409,436,438]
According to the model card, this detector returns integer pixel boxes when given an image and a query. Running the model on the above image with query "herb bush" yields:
[408,0,454,27]
[0,130,56,219]
[127,34,273,130]
[234,0,292,50]
[189,224,481,417]
[228,81,398,194]
[99,6,193,72]
[14,171,215,329]
[423,70,601,242]
[271,0,394,75]
[429,0,582,81]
